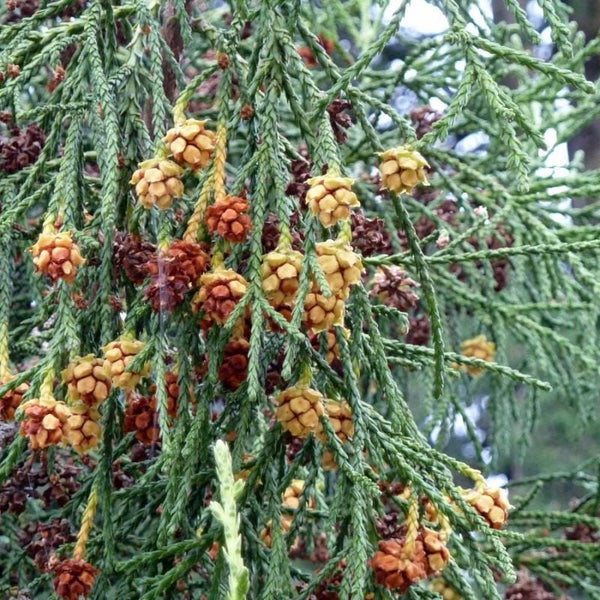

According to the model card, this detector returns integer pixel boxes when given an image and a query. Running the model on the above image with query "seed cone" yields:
[318,399,354,443]
[102,337,150,390]
[370,266,420,312]
[192,268,248,325]
[457,335,495,376]
[112,232,156,285]
[351,211,393,257]
[218,338,250,390]
[163,119,216,171]
[20,397,71,450]
[64,404,102,454]
[406,315,431,346]
[144,241,208,312]
[123,393,160,445]
[281,479,315,531]
[276,385,325,439]
[30,231,84,284]
[303,292,346,333]
[0,377,29,420]
[306,174,359,227]
[130,158,184,210]
[261,248,303,310]
[430,578,461,600]
[62,355,111,408]
[505,572,558,600]
[0,123,45,173]
[51,558,98,600]
[370,528,450,592]
[205,195,252,242]
[313,239,363,300]
[379,146,430,194]
[463,487,509,530]
[309,329,341,366]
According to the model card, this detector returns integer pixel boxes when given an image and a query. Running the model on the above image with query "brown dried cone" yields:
[350,211,393,257]
[410,105,442,139]
[218,338,250,390]
[149,371,180,408]
[261,212,304,253]
[370,528,450,592]
[328,98,354,144]
[306,174,359,227]
[205,195,252,243]
[123,394,160,445]
[0,377,29,420]
[130,158,184,210]
[20,397,71,450]
[144,241,209,312]
[406,315,431,346]
[144,259,193,312]
[275,384,325,439]
[112,232,156,284]
[262,247,303,309]
[313,239,363,300]
[30,231,85,284]
[163,119,216,171]
[565,522,599,543]
[0,123,45,173]
[430,578,461,600]
[317,399,354,443]
[64,404,102,454]
[20,518,74,571]
[62,355,111,408]
[102,337,150,390]
[379,146,430,194]
[463,487,509,530]
[51,558,99,600]
[505,572,558,600]
[192,268,248,325]
[370,266,420,312]
[457,335,496,377]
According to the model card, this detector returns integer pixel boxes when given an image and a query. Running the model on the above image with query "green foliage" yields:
[0,0,600,599]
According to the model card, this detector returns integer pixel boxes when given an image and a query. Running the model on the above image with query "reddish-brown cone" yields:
[123,394,160,445]
[52,558,99,600]
[205,195,252,243]
[370,266,420,312]
[370,528,449,592]
[0,377,29,420]
[112,232,156,284]
[218,338,250,390]
[192,269,248,326]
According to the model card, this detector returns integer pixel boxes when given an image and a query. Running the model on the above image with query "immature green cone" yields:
[379,146,429,194]
[130,158,184,210]
[306,173,359,227]
[164,119,217,171]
